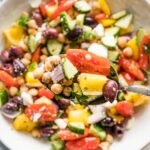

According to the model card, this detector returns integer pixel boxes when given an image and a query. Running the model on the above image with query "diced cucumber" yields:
[73,83,82,95]
[0,90,8,107]
[115,14,133,29]
[110,62,119,77]
[101,35,117,48]
[112,10,127,20]
[105,27,120,36]
[90,124,106,140]
[86,95,101,102]
[76,14,85,26]
[118,74,128,86]
[47,39,63,56]
[117,91,125,101]
[51,140,64,150]
[136,28,146,46]
[28,35,38,53]
[69,122,85,134]
[88,43,108,58]
[108,51,120,62]
[60,12,76,35]
[62,58,78,80]
[74,0,91,13]
[49,18,60,27]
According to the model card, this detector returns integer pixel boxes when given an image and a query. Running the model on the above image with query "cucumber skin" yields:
[68,122,85,134]
[74,1,91,13]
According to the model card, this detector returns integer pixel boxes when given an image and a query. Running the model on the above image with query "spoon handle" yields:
[127,86,150,96]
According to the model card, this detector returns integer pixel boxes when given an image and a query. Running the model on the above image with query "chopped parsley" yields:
[18,16,30,27]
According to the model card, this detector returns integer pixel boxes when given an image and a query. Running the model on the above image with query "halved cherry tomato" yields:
[65,136,100,150]
[59,128,89,141]
[119,58,145,81]
[139,35,150,70]
[25,104,58,122]
[121,72,135,84]
[116,102,134,118]
[94,13,108,22]
[32,47,41,62]
[0,70,17,87]
[67,49,110,76]
[38,88,54,99]
[51,0,76,19]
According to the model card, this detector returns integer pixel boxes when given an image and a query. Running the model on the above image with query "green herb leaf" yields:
[18,16,29,27]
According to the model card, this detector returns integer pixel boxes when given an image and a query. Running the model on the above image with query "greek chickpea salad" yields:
[0,0,150,149]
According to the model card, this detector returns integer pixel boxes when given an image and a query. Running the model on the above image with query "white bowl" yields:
[0,0,150,150]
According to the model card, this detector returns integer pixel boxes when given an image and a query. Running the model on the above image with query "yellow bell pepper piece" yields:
[99,0,111,15]
[101,19,115,27]
[120,24,134,35]
[46,5,57,17]
[125,92,150,107]
[3,25,25,48]
[127,36,139,60]
[13,114,37,132]
[78,73,108,96]
[68,109,90,126]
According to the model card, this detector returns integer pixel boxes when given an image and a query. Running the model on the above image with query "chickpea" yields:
[51,84,63,94]
[44,62,53,72]
[28,29,37,35]
[99,142,110,150]
[106,134,113,144]
[32,129,41,138]
[0,81,5,90]
[24,53,32,60]
[123,47,133,57]
[16,76,25,86]
[9,87,18,96]
[58,33,65,43]
[62,79,73,86]
[63,87,72,97]
[34,67,44,79]
[28,88,38,97]
[50,56,61,66]
[42,72,51,83]
[41,47,49,56]
[21,58,31,66]
[40,55,47,62]
[28,19,38,29]
[21,11,29,17]
[117,36,128,49]
[20,85,28,92]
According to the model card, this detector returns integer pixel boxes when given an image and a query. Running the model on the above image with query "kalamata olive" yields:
[114,124,125,140]
[103,80,119,103]
[0,51,14,62]
[13,59,27,75]
[0,63,13,74]
[10,46,24,58]
[11,96,23,107]
[57,98,70,109]
[2,102,18,114]
[40,127,55,137]
[84,16,97,28]
[42,28,59,39]
[32,9,43,26]
[67,26,83,41]
[100,116,114,127]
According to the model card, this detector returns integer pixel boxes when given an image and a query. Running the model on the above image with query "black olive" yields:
[103,80,119,103]
[84,16,97,28]
[13,59,27,75]
[32,9,43,26]
[43,28,59,39]
[0,51,14,62]
[0,63,13,74]
[100,116,114,127]
[114,124,125,140]
[2,102,18,114]
[10,46,24,58]
[40,127,55,137]
[67,26,83,41]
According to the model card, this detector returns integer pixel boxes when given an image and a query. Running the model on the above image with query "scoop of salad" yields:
[0,0,150,150]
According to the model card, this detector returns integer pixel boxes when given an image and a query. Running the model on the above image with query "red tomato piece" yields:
[119,58,145,81]
[121,72,135,84]
[65,136,100,150]
[67,49,110,76]
[116,102,134,118]
[25,104,58,122]
[95,13,108,22]
[51,0,76,19]
[139,53,150,70]
[38,88,54,99]
[0,70,17,87]
[32,47,41,62]
[140,35,150,53]
[59,128,89,141]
